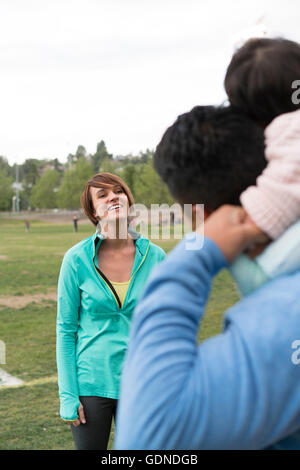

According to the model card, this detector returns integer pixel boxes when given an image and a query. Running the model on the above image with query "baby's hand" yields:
[243,214,271,259]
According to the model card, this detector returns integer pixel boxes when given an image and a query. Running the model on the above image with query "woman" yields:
[56,172,166,450]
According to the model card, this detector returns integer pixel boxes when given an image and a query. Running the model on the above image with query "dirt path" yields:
[0,290,57,309]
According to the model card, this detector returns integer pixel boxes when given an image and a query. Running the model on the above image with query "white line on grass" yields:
[0,371,57,390]
[0,368,24,388]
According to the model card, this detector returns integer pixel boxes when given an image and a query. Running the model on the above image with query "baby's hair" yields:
[224,37,300,127]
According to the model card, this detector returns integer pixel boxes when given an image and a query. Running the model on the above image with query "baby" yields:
[229,108,300,296]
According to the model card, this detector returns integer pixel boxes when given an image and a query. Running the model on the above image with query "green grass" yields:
[0,382,74,450]
[1,303,57,381]
[0,219,93,295]
[0,219,239,450]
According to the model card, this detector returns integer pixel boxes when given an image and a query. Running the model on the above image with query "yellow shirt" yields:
[110,280,131,307]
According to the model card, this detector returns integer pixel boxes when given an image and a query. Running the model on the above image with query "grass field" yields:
[0,218,239,450]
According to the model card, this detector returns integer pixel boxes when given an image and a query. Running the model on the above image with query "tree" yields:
[57,157,94,209]
[139,148,154,164]
[133,159,174,207]
[30,169,61,209]
[48,158,65,175]
[53,158,64,172]
[99,157,120,174]
[75,145,87,160]
[90,140,112,173]
[0,156,13,178]
[0,171,14,211]
[21,159,40,186]
[67,145,88,168]
[16,159,41,210]
[120,163,138,198]
[3,158,64,210]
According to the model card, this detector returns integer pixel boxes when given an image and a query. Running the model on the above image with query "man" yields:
[73,215,79,233]
[114,105,300,449]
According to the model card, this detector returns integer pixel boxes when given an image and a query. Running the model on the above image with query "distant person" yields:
[73,215,79,233]
[56,173,166,450]
[114,105,300,450]
[24,220,30,233]
[170,211,175,226]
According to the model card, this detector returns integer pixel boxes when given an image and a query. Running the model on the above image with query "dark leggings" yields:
[70,396,118,450]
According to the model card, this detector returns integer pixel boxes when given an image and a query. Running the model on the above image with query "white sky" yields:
[1,0,300,165]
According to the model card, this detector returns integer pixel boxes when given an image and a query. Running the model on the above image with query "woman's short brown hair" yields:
[80,172,135,226]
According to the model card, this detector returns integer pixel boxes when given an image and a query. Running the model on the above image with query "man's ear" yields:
[203,207,212,221]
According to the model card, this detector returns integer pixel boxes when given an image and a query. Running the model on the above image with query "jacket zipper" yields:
[122,243,150,308]
[93,238,122,308]
[93,237,149,309]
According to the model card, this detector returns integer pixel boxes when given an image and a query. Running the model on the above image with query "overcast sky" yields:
[1,0,300,165]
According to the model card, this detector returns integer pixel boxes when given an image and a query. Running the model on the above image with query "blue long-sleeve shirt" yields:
[114,235,300,450]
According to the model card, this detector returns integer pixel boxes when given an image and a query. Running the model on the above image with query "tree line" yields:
[0,140,174,211]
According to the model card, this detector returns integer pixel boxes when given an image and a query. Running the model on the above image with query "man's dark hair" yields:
[153,105,266,211]
[224,37,300,127]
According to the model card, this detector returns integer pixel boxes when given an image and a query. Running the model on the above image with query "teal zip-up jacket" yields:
[56,229,166,421]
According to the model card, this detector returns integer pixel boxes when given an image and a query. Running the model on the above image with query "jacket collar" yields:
[92,227,149,257]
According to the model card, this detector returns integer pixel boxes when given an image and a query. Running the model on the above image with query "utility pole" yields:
[12,163,21,213]
[16,164,20,212]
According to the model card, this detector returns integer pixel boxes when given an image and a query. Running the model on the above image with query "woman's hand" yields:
[69,403,86,427]
[201,205,270,264]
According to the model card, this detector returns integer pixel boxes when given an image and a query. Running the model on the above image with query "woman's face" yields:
[90,184,129,223]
